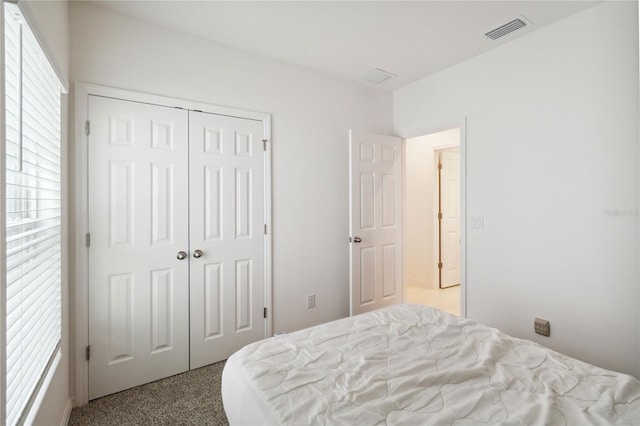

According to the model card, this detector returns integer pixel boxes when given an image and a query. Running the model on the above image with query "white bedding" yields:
[222,304,640,425]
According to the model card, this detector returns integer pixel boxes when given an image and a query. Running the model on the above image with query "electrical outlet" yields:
[307,294,316,309]
[534,318,550,337]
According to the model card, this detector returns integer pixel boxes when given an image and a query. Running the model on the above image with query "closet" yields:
[86,94,268,399]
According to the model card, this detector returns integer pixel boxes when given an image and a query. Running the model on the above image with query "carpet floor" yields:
[68,361,228,425]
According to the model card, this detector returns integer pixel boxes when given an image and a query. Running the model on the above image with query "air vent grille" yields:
[485,18,527,40]
[361,68,396,84]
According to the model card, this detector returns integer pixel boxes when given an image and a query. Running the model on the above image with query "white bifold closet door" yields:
[87,96,190,400]
[87,95,266,399]
[188,111,265,370]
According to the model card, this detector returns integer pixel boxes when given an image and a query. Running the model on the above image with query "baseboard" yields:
[60,398,73,426]
[407,277,428,288]
[407,277,438,289]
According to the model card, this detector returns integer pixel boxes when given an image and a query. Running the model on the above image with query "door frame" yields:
[73,83,272,405]
[400,117,467,317]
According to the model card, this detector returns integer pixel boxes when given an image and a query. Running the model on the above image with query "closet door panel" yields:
[88,96,190,399]
[189,111,265,369]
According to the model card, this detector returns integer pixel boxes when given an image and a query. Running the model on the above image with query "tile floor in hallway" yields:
[407,285,460,316]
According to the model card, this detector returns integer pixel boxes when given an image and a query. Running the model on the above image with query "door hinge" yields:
[264,224,267,235]
[85,120,90,136]
[438,262,443,269]
[438,162,442,170]
[438,212,443,220]
[263,307,267,318]
[349,236,353,243]
[263,139,268,151]
[85,233,91,248]
[86,345,90,361]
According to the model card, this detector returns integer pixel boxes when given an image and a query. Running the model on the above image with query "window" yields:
[4,3,63,424]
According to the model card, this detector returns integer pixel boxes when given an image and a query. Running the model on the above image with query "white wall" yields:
[395,1,639,377]
[405,128,459,289]
[20,0,69,89]
[406,138,436,288]
[17,1,72,424]
[69,2,391,339]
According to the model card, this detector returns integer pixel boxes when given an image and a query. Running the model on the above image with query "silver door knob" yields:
[353,236,362,243]
[177,251,187,260]
[193,249,203,258]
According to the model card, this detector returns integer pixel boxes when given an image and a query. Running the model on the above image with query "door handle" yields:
[176,251,187,260]
[193,249,204,258]
[353,236,362,243]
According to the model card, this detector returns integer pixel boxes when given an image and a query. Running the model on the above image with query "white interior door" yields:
[87,95,190,399]
[349,130,402,316]
[188,111,266,369]
[439,149,460,288]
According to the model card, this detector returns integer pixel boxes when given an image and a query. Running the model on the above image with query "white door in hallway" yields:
[188,111,266,369]
[87,95,190,399]
[349,130,403,316]
[439,149,460,288]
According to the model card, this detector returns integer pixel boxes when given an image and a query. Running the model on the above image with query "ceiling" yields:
[91,0,601,91]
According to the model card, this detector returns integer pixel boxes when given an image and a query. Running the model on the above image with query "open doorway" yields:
[405,128,461,315]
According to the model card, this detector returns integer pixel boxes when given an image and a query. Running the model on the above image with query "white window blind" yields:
[4,3,63,425]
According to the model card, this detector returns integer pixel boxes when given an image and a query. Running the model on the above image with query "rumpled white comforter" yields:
[232,304,640,425]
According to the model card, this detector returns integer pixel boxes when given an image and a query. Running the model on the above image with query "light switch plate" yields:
[307,294,316,309]
[470,216,484,229]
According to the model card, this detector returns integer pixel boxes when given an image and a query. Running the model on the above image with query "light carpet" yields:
[69,361,228,425]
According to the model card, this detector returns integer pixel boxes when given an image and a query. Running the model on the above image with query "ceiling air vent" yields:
[485,17,528,40]
[361,68,396,84]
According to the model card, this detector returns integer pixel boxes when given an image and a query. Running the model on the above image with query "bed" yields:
[222,304,640,425]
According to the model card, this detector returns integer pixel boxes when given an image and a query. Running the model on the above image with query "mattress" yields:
[222,304,640,425]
